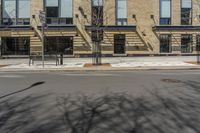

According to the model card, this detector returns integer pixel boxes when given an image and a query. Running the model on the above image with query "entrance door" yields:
[114,34,126,54]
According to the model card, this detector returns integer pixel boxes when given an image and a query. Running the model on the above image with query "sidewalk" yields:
[0,56,200,72]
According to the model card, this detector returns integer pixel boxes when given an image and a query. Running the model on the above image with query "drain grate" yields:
[161,79,181,83]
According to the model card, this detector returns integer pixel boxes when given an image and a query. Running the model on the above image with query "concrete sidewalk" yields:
[0,56,200,71]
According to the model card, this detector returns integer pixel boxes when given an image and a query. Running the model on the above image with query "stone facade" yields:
[0,0,200,57]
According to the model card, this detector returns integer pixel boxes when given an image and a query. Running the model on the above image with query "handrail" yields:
[136,25,153,51]
[76,15,93,49]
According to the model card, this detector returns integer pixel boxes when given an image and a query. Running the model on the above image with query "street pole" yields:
[39,10,46,68]
[42,23,45,68]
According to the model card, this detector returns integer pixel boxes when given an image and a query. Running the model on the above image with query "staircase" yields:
[136,26,154,51]
[30,19,43,55]
[76,18,93,50]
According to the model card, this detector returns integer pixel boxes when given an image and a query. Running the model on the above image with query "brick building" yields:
[0,0,200,57]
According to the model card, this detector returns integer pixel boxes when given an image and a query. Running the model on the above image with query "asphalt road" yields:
[0,70,200,133]
[0,70,199,96]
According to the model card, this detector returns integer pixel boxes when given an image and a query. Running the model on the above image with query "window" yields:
[181,0,192,25]
[45,37,73,55]
[114,34,126,54]
[92,0,103,6]
[92,0,103,26]
[2,0,30,25]
[91,0,104,42]
[196,35,200,51]
[160,0,171,25]
[45,0,73,25]
[116,0,127,25]
[181,34,193,53]
[160,34,172,53]
[1,37,30,55]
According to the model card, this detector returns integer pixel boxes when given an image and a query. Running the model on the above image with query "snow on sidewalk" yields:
[1,60,198,70]
[111,61,197,67]
[3,63,85,69]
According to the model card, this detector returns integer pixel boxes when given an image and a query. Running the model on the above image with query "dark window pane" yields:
[181,8,192,25]
[160,34,172,53]
[181,35,193,53]
[45,37,73,55]
[160,18,171,25]
[196,35,200,51]
[114,34,126,54]
[46,7,58,17]
[91,30,103,42]
[92,6,103,26]
[1,37,30,55]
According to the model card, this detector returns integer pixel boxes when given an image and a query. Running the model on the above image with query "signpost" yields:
[39,10,46,67]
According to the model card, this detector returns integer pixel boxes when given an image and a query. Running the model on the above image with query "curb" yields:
[0,66,200,73]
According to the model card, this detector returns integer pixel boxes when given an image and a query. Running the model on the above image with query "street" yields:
[0,70,200,133]
[0,70,199,96]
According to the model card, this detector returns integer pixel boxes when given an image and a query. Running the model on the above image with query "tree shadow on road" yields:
[0,93,64,133]
[57,80,200,133]
[1,80,200,133]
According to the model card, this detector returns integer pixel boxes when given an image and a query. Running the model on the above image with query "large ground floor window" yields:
[160,34,172,53]
[1,37,30,55]
[181,34,193,53]
[114,34,126,54]
[45,36,73,55]
[196,35,200,52]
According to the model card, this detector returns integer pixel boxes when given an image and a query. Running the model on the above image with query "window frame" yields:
[44,0,74,25]
[160,34,172,53]
[181,0,192,25]
[159,0,172,25]
[181,34,193,53]
[1,0,31,26]
[114,34,126,54]
[116,0,128,26]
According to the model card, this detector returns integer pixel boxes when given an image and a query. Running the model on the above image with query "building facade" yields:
[0,0,200,57]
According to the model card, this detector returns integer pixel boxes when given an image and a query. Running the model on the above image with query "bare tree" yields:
[77,0,115,65]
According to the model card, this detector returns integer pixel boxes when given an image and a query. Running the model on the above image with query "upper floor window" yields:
[160,0,171,25]
[116,0,127,25]
[92,0,103,6]
[45,0,73,25]
[181,0,192,25]
[2,0,30,25]
[92,0,103,26]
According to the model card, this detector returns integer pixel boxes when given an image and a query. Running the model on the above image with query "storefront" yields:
[44,36,73,55]
[1,37,30,56]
